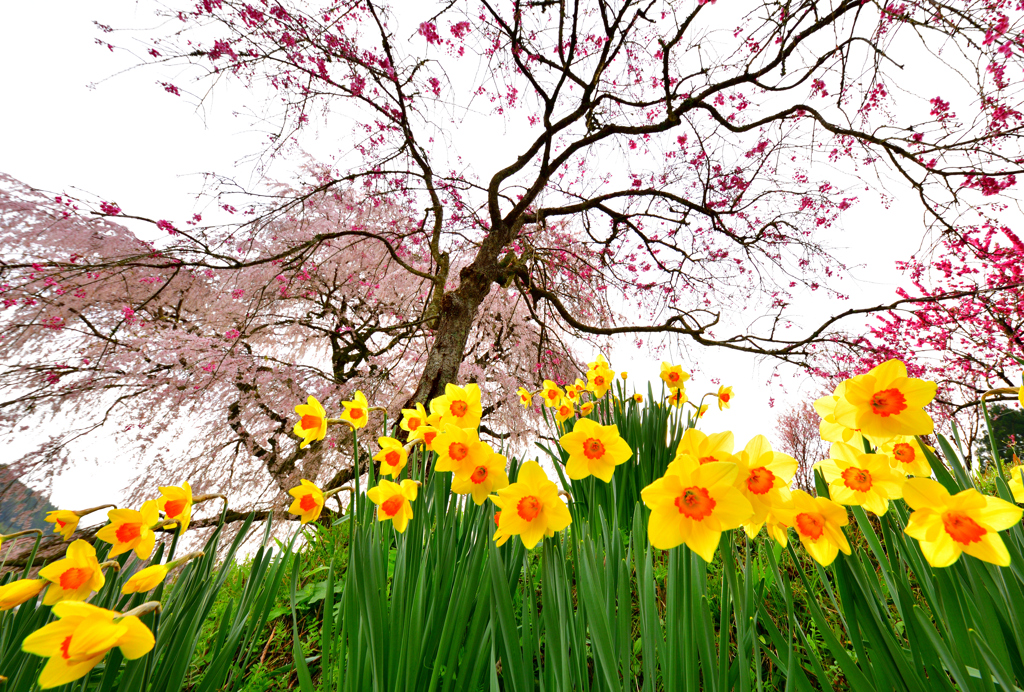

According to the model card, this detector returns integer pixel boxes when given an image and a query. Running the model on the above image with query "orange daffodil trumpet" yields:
[641,456,753,562]
[294,395,328,448]
[776,490,852,566]
[815,442,906,516]
[44,506,114,541]
[559,418,633,482]
[451,449,510,505]
[903,478,1023,567]
[832,358,936,442]
[491,461,571,549]
[22,601,157,689]
[38,540,109,605]
[95,501,160,560]
[0,578,47,611]
[367,479,419,533]
[730,436,798,539]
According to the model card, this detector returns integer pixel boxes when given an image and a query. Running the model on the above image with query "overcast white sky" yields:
[0,0,934,509]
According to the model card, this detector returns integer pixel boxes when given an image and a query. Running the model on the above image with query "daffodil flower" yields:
[22,601,156,689]
[340,391,370,430]
[641,460,753,562]
[776,490,851,566]
[38,540,108,605]
[451,450,510,505]
[660,362,690,388]
[491,461,572,549]
[95,501,160,560]
[294,395,328,448]
[559,418,633,482]
[815,441,906,516]
[833,359,937,442]
[0,578,46,611]
[374,436,409,478]
[429,383,483,429]
[367,479,419,533]
[731,436,798,538]
[903,478,1023,567]
[287,479,325,524]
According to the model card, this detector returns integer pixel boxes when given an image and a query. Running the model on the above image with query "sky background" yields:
[0,0,934,512]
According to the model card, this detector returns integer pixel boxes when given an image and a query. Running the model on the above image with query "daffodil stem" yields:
[165,551,204,570]
[0,529,43,540]
[324,484,354,500]
[117,601,162,620]
[74,504,116,517]
[192,493,226,505]
[99,560,121,572]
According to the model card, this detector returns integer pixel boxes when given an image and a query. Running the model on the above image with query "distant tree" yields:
[0,173,594,505]
[774,401,828,494]
[974,404,1024,470]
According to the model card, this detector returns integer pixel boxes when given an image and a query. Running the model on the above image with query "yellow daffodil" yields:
[43,506,113,542]
[0,579,46,610]
[120,551,203,595]
[880,436,932,477]
[491,461,571,549]
[367,479,418,532]
[660,362,690,388]
[833,359,937,442]
[419,412,443,451]
[621,371,628,380]
[765,487,794,548]
[555,400,575,424]
[340,391,370,430]
[45,511,81,541]
[540,380,563,407]
[633,393,643,403]
[586,354,615,399]
[157,482,193,533]
[580,401,595,416]
[1008,463,1024,503]
[641,461,753,562]
[95,502,160,560]
[666,387,687,407]
[559,418,633,482]
[39,540,106,605]
[451,449,510,505]
[698,404,708,418]
[517,387,533,408]
[288,479,325,524]
[430,383,483,430]
[374,436,408,478]
[400,403,429,437]
[815,441,906,516]
[717,385,734,411]
[434,424,489,476]
[22,601,155,689]
[565,379,586,404]
[121,565,168,595]
[674,428,735,466]
[777,490,851,566]
[903,478,1023,567]
[293,395,328,448]
[812,382,866,445]
[731,436,798,538]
